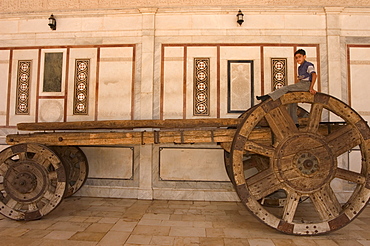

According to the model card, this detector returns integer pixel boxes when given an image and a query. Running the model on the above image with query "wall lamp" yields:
[48,14,56,30]
[236,10,244,26]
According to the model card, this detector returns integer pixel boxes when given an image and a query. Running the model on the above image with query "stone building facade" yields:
[1,0,370,202]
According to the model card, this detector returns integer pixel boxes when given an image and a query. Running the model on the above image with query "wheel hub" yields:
[274,133,336,193]
[4,161,47,202]
[12,172,37,194]
[295,152,319,175]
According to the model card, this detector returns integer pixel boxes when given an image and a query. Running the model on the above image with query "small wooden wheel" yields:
[231,92,370,235]
[51,146,88,198]
[0,143,66,220]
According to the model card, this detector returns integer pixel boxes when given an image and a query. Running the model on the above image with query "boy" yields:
[256,49,317,125]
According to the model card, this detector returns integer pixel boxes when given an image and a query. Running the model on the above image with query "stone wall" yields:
[1,4,370,202]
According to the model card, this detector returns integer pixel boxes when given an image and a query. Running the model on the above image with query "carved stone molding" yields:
[1,0,370,14]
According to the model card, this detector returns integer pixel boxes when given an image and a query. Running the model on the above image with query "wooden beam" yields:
[6,128,272,146]
[17,118,242,131]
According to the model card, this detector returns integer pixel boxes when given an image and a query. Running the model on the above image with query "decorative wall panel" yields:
[16,60,31,115]
[73,59,90,115]
[227,60,253,113]
[194,58,210,116]
[271,58,287,91]
[43,53,63,92]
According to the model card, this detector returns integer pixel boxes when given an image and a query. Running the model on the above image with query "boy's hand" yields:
[309,88,317,95]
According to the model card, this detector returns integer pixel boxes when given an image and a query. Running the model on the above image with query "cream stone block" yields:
[0,50,10,126]
[163,47,184,119]
[159,148,229,181]
[156,15,192,29]
[81,147,133,179]
[284,15,325,29]
[0,20,19,34]
[186,47,218,118]
[98,47,134,120]
[9,49,39,126]
[19,18,50,33]
[103,16,142,31]
[66,48,97,121]
[219,46,260,118]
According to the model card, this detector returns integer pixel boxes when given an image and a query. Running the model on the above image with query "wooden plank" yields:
[17,118,241,131]
[6,128,272,146]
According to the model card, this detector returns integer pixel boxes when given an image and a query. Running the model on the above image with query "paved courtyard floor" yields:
[0,197,369,246]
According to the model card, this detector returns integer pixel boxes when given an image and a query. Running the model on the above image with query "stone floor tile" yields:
[199,237,225,246]
[0,227,30,237]
[206,228,225,238]
[98,217,120,224]
[110,219,138,232]
[44,230,76,240]
[21,229,53,239]
[131,224,171,236]
[69,231,106,242]
[248,239,276,246]
[126,234,152,244]
[47,221,91,232]
[271,238,298,246]
[150,235,176,245]
[223,238,250,246]
[358,240,370,246]
[333,240,364,246]
[169,226,206,237]
[173,236,200,246]
[97,231,130,246]
[223,227,250,238]
[85,222,114,233]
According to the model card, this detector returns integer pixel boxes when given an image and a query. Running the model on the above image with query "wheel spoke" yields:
[264,105,298,142]
[282,191,301,223]
[246,168,282,201]
[244,141,275,157]
[325,124,362,157]
[306,103,324,133]
[311,184,342,220]
[28,202,39,211]
[0,161,11,175]
[335,168,366,185]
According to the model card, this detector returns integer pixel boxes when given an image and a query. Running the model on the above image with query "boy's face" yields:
[295,54,306,64]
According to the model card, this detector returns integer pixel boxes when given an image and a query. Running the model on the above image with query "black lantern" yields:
[236,10,244,26]
[48,14,56,30]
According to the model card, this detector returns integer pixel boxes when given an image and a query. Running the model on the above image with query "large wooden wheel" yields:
[0,143,66,220]
[230,92,370,235]
[51,146,88,198]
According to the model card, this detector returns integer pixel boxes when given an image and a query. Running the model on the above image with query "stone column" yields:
[325,7,345,101]
[137,8,157,199]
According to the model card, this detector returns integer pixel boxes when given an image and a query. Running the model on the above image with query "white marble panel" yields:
[350,65,370,113]
[350,47,370,123]
[0,50,10,126]
[163,47,184,119]
[9,49,38,126]
[38,99,64,122]
[81,147,133,179]
[219,46,260,118]
[97,47,134,120]
[186,47,217,118]
[159,148,229,181]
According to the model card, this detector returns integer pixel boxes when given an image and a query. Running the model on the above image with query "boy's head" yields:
[294,49,306,64]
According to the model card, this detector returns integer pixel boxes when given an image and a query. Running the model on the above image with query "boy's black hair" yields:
[294,49,306,56]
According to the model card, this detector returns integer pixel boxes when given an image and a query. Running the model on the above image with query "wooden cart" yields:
[1,92,369,235]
